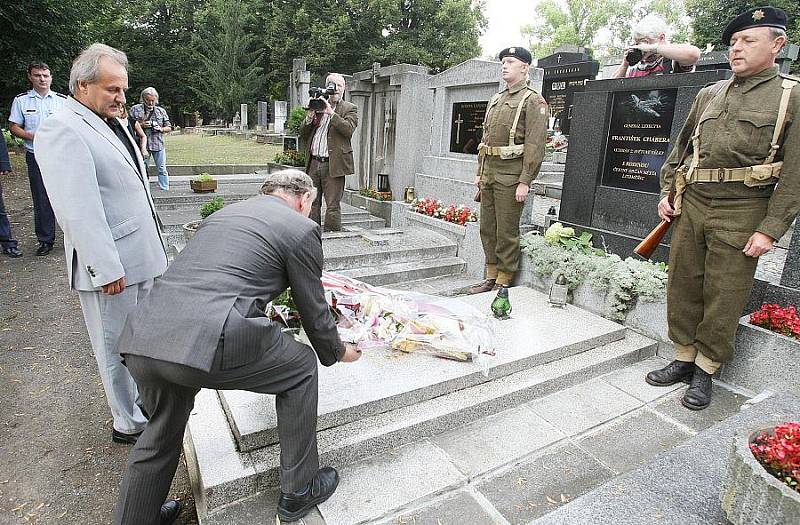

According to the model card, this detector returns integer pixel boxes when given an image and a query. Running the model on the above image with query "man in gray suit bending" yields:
[112,170,362,524]
[34,44,167,446]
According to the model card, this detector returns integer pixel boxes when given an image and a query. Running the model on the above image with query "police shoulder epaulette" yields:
[15,91,27,98]
[55,92,67,98]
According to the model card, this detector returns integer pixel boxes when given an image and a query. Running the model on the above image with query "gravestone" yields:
[257,101,270,131]
[239,103,248,131]
[538,49,599,135]
[558,71,732,261]
[780,222,800,289]
[289,58,311,111]
[417,59,544,208]
[232,111,241,129]
[273,101,287,134]
[695,45,799,74]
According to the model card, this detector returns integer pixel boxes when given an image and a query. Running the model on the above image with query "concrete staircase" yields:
[183,287,660,523]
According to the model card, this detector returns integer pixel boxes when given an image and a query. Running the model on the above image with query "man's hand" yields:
[657,196,674,222]
[743,232,774,258]
[340,343,362,363]
[102,276,126,295]
[322,97,334,116]
[515,182,529,203]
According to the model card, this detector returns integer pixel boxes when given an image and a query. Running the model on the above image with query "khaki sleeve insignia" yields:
[752,9,765,21]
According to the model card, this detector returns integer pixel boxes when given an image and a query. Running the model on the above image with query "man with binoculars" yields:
[300,73,358,231]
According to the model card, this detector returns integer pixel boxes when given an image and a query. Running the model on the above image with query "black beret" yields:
[722,6,788,45]
[498,46,532,65]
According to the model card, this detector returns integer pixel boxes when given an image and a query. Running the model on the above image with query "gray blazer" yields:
[34,97,167,290]
[116,195,345,371]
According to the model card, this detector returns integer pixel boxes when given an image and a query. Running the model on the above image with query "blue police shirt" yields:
[9,90,66,152]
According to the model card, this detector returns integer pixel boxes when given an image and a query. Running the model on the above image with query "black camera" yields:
[626,48,643,65]
[308,82,337,111]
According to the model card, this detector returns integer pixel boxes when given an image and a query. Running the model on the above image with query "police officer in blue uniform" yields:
[9,61,65,256]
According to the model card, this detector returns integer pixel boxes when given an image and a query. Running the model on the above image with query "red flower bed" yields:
[750,422,800,493]
[410,198,477,226]
[749,304,800,340]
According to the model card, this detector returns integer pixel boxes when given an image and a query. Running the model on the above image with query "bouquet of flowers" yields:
[321,272,497,373]
[410,197,478,225]
[545,131,568,153]
[749,303,800,340]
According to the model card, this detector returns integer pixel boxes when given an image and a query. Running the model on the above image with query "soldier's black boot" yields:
[645,359,695,386]
[681,365,713,410]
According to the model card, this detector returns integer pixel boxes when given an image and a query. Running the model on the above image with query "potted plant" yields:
[183,197,224,242]
[190,172,218,193]
[721,422,800,524]
[273,149,306,168]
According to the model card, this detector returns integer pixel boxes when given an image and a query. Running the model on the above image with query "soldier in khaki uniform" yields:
[468,46,548,294]
[646,6,800,410]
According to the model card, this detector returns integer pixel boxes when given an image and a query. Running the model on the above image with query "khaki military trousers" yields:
[667,188,768,372]
[479,169,524,286]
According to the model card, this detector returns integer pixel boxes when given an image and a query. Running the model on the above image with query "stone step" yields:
[323,228,458,271]
[220,287,627,453]
[336,256,466,286]
[340,217,386,230]
[186,327,656,519]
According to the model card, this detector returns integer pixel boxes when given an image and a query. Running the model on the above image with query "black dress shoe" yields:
[467,279,497,295]
[645,359,695,386]
[2,246,22,258]
[112,428,143,445]
[682,365,713,410]
[160,499,181,525]
[35,243,53,256]
[277,467,339,521]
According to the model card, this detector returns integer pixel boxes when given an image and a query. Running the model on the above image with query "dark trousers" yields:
[27,151,55,245]
[114,334,320,525]
[308,158,345,231]
[0,179,17,249]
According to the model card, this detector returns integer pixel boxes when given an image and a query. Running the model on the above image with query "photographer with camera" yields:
[130,87,172,191]
[300,73,358,232]
[611,14,700,79]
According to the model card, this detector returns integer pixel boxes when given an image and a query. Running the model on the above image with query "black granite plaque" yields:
[283,135,298,152]
[601,88,677,193]
[449,101,487,155]
[541,62,599,135]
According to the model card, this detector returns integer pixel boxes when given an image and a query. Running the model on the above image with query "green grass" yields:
[163,133,282,165]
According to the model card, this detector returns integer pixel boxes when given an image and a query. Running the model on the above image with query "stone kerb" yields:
[344,190,409,228]
[406,211,483,279]
[721,316,800,396]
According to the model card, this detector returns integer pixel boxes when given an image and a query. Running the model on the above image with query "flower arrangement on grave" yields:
[545,131,568,153]
[359,187,391,201]
[273,149,306,167]
[267,272,497,369]
[749,421,800,493]
[410,197,478,226]
[749,304,800,340]
[522,226,668,320]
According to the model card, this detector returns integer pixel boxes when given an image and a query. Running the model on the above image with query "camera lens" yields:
[627,48,643,64]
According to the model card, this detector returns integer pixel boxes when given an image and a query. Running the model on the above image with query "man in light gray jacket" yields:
[34,44,168,450]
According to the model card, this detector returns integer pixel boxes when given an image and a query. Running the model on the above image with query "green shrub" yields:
[273,149,306,167]
[286,106,308,136]
[200,197,225,219]
[193,172,215,182]
[3,129,22,149]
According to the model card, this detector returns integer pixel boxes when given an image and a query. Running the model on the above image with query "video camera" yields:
[308,82,337,111]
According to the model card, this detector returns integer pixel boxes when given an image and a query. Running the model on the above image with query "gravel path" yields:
[0,157,197,525]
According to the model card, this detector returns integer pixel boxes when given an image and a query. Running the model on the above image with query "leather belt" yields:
[691,167,754,183]
[311,155,329,162]
[478,144,504,156]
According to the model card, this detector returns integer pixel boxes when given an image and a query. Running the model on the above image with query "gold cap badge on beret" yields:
[752,9,765,21]
[509,47,516,54]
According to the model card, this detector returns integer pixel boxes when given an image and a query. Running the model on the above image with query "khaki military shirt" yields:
[661,66,800,240]
[480,79,548,186]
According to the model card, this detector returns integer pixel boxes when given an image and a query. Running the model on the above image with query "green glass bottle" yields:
[491,285,512,319]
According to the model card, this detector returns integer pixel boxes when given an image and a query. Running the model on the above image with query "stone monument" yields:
[273,101,287,134]
[289,57,311,111]
[538,47,599,135]
[239,103,248,131]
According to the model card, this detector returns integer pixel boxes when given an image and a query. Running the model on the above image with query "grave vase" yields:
[721,426,800,525]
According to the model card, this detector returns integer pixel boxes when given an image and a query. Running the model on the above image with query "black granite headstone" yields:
[558,71,732,262]
[449,101,488,155]
[541,61,599,135]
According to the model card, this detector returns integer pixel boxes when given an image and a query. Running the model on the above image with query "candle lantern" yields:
[548,273,569,308]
